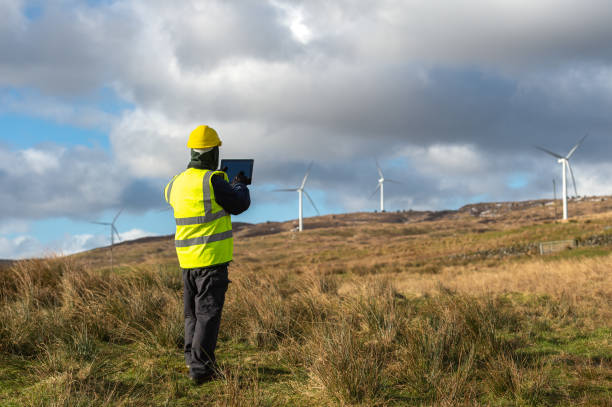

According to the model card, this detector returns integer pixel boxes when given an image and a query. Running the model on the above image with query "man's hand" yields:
[232,171,249,185]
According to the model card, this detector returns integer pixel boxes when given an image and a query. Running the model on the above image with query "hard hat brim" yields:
[187,140,222,148]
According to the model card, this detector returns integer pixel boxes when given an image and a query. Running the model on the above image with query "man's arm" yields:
[211,174,250,215]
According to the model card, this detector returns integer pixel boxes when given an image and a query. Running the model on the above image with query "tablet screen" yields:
[220,159,254,185]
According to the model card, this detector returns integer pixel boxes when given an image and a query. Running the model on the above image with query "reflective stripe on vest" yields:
[164,174,178,204]
[174,229,233,247]
[165,169,233,268]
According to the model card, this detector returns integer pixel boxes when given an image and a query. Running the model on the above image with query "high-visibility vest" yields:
[164,168,233,268]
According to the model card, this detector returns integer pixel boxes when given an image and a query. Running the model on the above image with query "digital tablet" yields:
[220,159,254,185]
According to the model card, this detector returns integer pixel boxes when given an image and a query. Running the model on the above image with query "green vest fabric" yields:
[164,168,233,268]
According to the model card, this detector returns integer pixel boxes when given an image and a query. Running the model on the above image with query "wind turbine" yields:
[370,160,400,212]
[536,135,587,220]
[91,209,123,270]
[553,178,558,219]
[273,162,320,232]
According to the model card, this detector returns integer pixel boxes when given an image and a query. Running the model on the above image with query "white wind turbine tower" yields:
[371,160,400,212]
[536,136,587,221]
[273,162,320,232]
[91,208,123,270]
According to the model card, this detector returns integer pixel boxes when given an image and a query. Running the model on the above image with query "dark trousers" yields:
[182,264,229,379]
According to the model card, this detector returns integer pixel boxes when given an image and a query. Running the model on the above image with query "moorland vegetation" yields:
[1,199,611,406]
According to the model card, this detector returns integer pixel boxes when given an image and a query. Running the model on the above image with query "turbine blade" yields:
[566,134,588,159]
[112,208,123,224]
[376,159,383,179]
[535,146,563,159]
[385,179,402,184]
[300,161,314,189]
[112,225,121,242]
[272,188,299,192]
[369,184,381,198]
[303,190,320,215]
[567,161,578,197]
[90,221,111,225]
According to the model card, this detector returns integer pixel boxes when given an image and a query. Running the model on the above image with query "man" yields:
[164,125,250,384]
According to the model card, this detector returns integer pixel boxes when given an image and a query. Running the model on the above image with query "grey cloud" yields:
[295,0,612,70]
[4,1,612,153]
[0,235,42,259]
[0,144,167,222]
[2,0,612,218]
[0,0,137,94]
[120,179,167,211]
[169,1,301,70]
[111,61,612,168]
[0,145,120,220]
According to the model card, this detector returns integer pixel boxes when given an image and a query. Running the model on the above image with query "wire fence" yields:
[539,239,576,255]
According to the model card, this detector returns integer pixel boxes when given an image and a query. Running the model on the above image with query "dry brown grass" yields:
[2,251,610,405]
[0,258,183,357]
[353,255,612,314]
[2,202,612,405]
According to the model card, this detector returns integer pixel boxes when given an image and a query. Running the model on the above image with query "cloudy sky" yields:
[2,0,612,258]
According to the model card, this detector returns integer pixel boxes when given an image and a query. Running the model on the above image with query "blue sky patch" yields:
[507,173,529,189]
[0,114,111,151]
[23,3,43,21]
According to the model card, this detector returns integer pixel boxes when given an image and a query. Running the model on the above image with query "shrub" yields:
[209,363,277,407]
[304,322,387,405]
[0,258,184,357]
[392,292,522,403]
[222,270,334,349]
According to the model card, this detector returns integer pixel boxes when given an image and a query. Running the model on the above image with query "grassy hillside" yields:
[1,197,611,406]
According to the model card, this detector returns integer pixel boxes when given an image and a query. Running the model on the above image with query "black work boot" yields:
[190,368,218,385]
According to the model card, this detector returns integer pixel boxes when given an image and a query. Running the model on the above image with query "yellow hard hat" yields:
[187,125,222,148]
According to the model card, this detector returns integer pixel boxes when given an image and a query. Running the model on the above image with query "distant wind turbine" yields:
[273,162,320,231]
[536,135,587,220]
[91,208,123,270]
[552,178,557,202]
[370,159,400,212]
